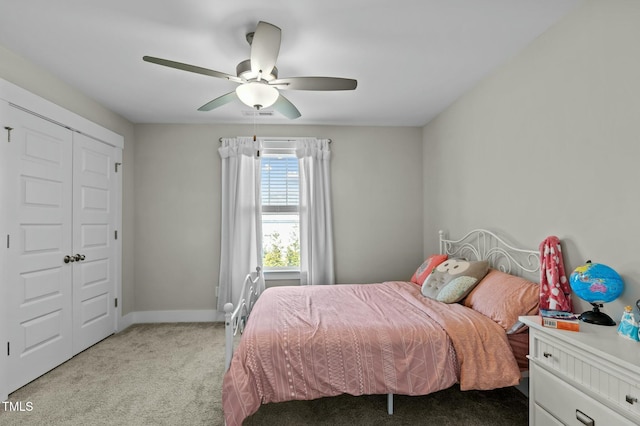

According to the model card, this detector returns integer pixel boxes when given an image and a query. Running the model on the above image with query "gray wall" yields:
[134,124,423,311]
[0,49,420,397]
[422,0,640,318]
[0,39,424,315]
[9,0,633,319]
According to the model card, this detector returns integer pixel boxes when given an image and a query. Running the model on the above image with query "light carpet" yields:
[0,322,528,425]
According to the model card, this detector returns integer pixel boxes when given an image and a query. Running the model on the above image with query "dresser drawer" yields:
[531,333,562,371]
[531,331,640,419]
[533,403,563,426]
[532,363,635,426]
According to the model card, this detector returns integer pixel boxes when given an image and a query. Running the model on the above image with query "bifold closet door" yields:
[5,107,118,393]
[72,133,117,354]
[6,106,74,392]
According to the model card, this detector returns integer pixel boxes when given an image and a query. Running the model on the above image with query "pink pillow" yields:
[463,269,539,333]
[411,254,448,286]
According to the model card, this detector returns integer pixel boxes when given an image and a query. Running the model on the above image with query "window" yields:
[260,141,299,272]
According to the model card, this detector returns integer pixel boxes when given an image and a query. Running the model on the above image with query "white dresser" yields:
[519,316,640,426]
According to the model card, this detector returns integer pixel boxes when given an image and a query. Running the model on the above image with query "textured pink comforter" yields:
[222,281,520,425]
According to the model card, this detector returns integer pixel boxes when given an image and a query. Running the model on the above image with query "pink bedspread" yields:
[222,281,520,425]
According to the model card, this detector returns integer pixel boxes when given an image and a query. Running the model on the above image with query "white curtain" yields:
[296,138,335,285]
[217,137,262,311]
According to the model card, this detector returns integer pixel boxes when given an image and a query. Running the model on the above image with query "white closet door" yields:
[6,106,74,392]
[72,133,117,354]
[1,100,9,402]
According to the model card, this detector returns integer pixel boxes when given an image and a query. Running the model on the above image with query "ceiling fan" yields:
[143,21,357,119]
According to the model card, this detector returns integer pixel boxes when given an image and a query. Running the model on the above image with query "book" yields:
[540,310,580,332]
[540,309,579,320]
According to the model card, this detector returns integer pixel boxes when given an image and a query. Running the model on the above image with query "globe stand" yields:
[579,303,616,326]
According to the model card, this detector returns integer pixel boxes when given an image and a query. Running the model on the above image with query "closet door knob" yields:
[73,253,86,262]
[64,255,74,263]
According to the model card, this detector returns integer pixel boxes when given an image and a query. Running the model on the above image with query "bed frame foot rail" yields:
[224,266,264,371]
[224,302,235,370]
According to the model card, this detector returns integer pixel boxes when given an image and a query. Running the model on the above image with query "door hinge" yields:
[115,162,122,173]
[4,126,13,142]
[114,230,118,240]
[115,298,118,308]
[6,234,9,249]
[7,342,10,356]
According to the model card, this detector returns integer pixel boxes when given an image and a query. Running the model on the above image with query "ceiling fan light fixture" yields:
[236,82,279,109]
[143,21,355,119]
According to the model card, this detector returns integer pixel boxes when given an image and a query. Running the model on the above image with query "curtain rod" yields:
[218,137,331,143]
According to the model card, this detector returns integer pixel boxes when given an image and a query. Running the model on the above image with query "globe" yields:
[569,262,624,326]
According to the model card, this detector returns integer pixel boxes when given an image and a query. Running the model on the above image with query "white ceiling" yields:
[0,0,581,127]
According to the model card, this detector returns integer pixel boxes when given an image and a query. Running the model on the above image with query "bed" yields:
[222,229,542,426]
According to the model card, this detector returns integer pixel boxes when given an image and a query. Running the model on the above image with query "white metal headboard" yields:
[439,229,541,282]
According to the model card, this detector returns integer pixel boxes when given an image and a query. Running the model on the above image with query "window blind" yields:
[261,155,299,212]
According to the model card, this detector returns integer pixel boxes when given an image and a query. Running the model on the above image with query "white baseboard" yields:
[118,310,225,331]
[117,313,135,332]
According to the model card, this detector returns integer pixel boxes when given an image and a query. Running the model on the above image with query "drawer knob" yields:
[626,395,638,404]
[543,352,552,358]
[576,409,594,426]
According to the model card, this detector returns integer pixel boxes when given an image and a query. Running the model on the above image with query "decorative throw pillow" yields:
[410,254,448,286]
[421,259,489,303]
[464,269,540,333]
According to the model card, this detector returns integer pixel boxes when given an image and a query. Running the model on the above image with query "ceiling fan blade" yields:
[250,21,281,77]
[270,76,357,91]
[271,94,301,119]
[143,56,243,83]
[198,92,238,111]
